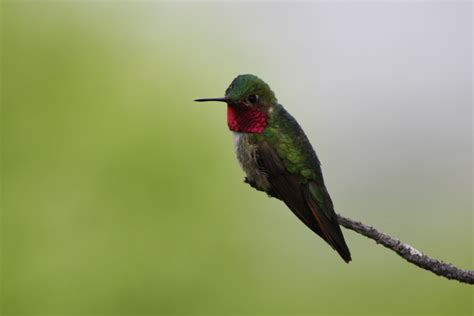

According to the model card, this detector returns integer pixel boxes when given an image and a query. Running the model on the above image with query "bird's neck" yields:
[227,104,269,133]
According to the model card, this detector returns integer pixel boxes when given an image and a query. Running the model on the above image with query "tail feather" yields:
[304,185,352,263]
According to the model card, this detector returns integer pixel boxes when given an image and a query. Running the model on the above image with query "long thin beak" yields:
[194,97,229,103]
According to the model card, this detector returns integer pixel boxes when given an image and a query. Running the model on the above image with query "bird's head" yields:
[195,74,277,133]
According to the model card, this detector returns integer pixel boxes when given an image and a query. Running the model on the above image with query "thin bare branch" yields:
[337,214,473,284]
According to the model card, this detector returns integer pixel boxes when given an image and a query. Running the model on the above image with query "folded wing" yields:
[256,141,352,263]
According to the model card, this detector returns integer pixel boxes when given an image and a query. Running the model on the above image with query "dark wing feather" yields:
[256,141,351,263]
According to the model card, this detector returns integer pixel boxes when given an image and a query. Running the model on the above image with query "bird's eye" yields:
[247,94,258,103]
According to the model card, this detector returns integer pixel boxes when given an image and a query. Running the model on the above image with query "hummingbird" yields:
[195,74,351,262]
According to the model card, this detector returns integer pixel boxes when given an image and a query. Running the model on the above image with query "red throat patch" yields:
[227,104,268,133]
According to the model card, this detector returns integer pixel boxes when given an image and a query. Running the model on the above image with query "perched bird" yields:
[195,74,351,262]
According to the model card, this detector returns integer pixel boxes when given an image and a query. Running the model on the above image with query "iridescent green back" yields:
[255,104,321,181]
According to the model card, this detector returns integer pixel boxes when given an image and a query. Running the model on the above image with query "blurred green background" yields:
[1,1,472,315]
